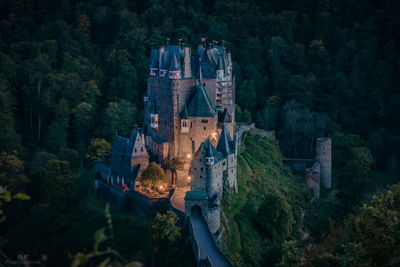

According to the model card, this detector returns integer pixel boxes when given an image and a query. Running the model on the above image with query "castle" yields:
[94,40,238,233]
[144,40,237,233]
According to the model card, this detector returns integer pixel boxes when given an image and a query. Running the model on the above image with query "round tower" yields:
[316,137,332,189]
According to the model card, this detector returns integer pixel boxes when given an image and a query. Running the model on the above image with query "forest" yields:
[0,0,400,266]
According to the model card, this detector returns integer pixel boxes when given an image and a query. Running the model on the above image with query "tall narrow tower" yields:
[316,137,332,188]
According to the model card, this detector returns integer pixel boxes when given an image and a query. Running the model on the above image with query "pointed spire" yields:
[198,58,203,85]
[180,104,189,119]
[169,53,180,71]
[217,123,233,156]
[217,55,223,71]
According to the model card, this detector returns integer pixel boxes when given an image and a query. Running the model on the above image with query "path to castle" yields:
[190,209,231,267]
[170,186,189,213]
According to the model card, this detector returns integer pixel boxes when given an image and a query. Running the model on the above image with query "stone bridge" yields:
[170,124,276,267]
[282,158,315,173]
[170,187,231,267]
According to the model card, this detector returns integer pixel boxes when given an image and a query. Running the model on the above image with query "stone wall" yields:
[316,137,332,189]
[94,181,169,215]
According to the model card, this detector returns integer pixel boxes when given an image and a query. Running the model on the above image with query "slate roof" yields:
[218,109,231,123]
[169,53,180,71]
[216,123,234,156]
[186,85,216,117]
[149,49,159,68]
[184,190,208,200]
[109,130,148,181]
[110,130,141,157]
[198,138,224,163]
[149,131,168,144]
[180,104,189,120]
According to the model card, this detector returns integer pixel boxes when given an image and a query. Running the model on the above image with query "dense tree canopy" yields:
[0,0,399,266]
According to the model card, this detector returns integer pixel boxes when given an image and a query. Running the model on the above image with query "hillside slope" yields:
[220,132,312,266]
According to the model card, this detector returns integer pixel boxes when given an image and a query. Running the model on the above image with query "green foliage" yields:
[39,160,77,209]
[150,211,181,247]
[30,151,57,173]
[0,185,30,223]
[86,138,111,162]
[235,104,251,123]
[222,133,310,266]
[305,183,400,266]
[332,131,374,205]
[139,162,168,190]
[257,191,294,240]
[71,204,143,267]
[0,151,30,193]
[58,147,79,169]
[280,240,300,267]
[104,99,137,140]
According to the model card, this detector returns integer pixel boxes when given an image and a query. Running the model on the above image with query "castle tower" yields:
[316,137,332,189]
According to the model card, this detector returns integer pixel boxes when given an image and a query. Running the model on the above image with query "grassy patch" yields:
[222,133,312,266]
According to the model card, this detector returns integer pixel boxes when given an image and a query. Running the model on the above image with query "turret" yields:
[149,50,159,77]
[183,47,192,78]
[168,54,181,80]
[316,137,332,188]
[205,142,215,166]
[159,47,168,78]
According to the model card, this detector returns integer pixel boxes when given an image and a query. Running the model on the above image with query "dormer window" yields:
[150,113,158,129]
[205,156,214,166]
[181,119,189,133]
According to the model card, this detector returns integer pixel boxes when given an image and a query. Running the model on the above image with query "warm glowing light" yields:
[187,176,191,180]
[159,185,164,190]
[187,153,191,159]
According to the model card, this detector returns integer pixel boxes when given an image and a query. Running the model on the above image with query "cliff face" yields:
[220,132,312,266]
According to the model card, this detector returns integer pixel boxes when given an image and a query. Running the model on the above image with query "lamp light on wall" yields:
[187,153,191,159]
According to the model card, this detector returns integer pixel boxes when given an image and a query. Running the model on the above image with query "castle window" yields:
[134,148,137,153]
[141,147,143,152]
[200,175,202,178]
[194,168,196,170]
[201,168,203,171]
[201,119,208,123]
[204,127,206,130]
[190,121,192,128]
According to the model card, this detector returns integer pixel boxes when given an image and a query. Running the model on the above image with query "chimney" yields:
[183,47,192,78]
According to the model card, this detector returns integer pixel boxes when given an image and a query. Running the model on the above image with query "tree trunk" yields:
[30,104,33,129]
[37,78,42,142]
[37,112,41,142]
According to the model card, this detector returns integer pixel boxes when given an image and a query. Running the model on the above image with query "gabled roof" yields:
[169,53,180,71]
[217,123,234,156]
[110,136,129,156]
[180,105,189,120]
[110,130,145,158]
[149,49,159,68]
[197,138,224,163]
[186,86,216,117]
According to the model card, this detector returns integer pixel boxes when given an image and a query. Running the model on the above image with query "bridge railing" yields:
[188,218,201,265]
